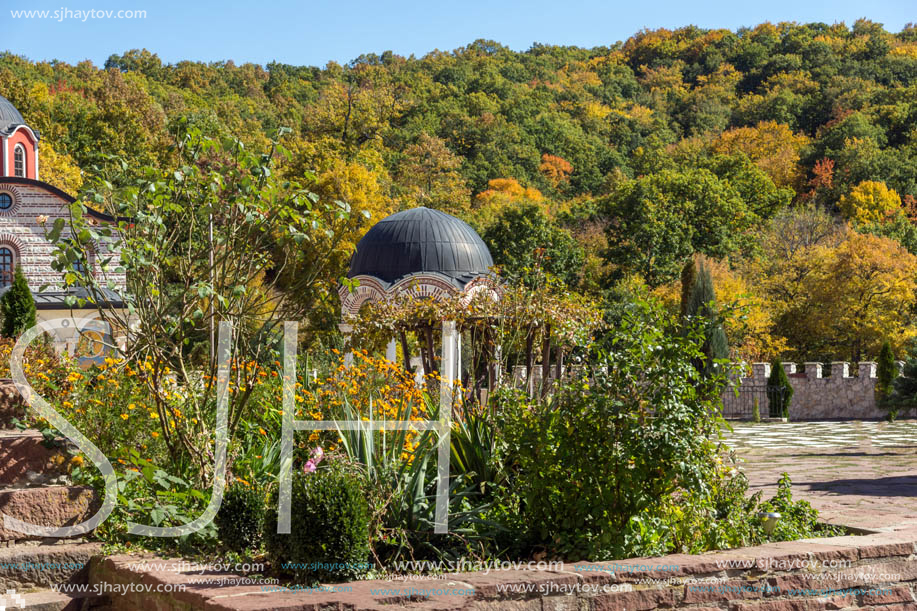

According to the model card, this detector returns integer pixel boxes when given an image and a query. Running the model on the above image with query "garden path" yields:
[726,420,917,532]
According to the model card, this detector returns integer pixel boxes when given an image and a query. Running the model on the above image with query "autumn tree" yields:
[710,121,810,189]
[838,180,902,224]
[394,133,471,215]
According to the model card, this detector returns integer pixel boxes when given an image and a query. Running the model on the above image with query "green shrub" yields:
[215,484,265,554]
[877,340,897,401]
[887,351,917,417]
[758,473,843,540]
[500,298,743,560]
[767,360,793,418]
[264,466,370,583]
[0,268,35,338]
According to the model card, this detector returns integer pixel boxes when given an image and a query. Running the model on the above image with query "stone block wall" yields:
[725,361,905,420]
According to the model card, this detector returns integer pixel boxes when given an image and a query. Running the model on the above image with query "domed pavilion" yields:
[339,207,500,400]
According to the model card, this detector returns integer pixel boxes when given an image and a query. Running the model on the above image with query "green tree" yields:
[0,268,36,338]
[47,126,352,480]
[482,203,585,288]
[767,360,794,419]
[601,168,754,286]
[877,340,898,400]
[679,258,696,317]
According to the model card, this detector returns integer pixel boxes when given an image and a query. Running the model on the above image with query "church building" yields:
[0,94,125,354]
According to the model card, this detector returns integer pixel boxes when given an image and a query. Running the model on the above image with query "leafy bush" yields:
[758,473,843,540]
[215,484,265,553]
[264,466,370,583]
[499,298,742,560]
[767,359,794,418]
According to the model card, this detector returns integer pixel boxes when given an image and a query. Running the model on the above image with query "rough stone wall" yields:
[725,361,905,420]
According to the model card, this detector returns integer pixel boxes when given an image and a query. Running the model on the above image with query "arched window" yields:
[13,145,25,178]
[0,194,11,210]
[0,248,14,288]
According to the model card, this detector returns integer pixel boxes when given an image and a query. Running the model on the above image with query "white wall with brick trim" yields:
[0,181,125,293]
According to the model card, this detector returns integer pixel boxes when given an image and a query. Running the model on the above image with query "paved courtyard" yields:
[723,420,917,531]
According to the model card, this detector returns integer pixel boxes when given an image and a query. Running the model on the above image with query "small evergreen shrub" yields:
[877,340,898,401]
[0,268,35,338]
[887,351,917,418]
[264,467,370,583]
[767,360,793,419]
[215,484,265,553]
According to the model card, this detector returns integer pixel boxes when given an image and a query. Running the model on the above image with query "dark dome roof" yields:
[348,207,493,285]
[0,95,26,135]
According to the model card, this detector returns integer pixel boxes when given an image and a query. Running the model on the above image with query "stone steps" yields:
[0,589,108,610]
[0,431,71,487]
[0,542,101,591]
[0,486,100,543]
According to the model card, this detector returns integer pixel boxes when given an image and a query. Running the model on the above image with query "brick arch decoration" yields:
[0,234,26,256]
[339,275,389,318]
[0,185,23,216]
[339,272,502,319]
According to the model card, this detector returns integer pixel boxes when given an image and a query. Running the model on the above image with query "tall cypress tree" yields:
[683,257,728,375]
[0,268,36,338]
[679,258,696,317]
[877,340,897,400]
[767,359,794,418]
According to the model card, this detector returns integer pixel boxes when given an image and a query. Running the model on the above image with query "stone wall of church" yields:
[0,181,125,293]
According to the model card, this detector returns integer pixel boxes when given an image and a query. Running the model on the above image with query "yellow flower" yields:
[128,403,136,410]
[149,412,158,419]
[120,414,129,420]
[151,431,160,438]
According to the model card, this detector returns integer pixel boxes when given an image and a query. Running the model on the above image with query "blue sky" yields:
[2,0,914,67]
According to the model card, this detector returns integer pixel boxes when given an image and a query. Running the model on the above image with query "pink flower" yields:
[303,459,317,474]
[310,447,324,464]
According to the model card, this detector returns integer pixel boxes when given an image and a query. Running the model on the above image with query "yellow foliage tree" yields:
[750,211,917,361]
[807,230,917,360]
[472,178,543,228]
[838,180,902,224]
[38,141,83,194]
[711,120,810,189]
[395,133,471,215]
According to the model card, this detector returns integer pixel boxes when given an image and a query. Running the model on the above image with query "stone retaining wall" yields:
[89,528,917,610]
[724,361,906,420]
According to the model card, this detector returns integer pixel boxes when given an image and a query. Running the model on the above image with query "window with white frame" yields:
[13,145,26,177]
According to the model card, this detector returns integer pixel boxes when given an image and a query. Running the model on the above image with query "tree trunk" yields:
[540,324,552,398]
[525,327,535,397]
[399,330,411,372]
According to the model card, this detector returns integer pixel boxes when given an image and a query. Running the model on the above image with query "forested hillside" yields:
[4,19,917,362]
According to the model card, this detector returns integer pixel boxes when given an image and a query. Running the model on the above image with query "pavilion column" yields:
[385,338,397,363]
[440,320,458,414]
[455,328,462,386]
[338,323,354,366]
